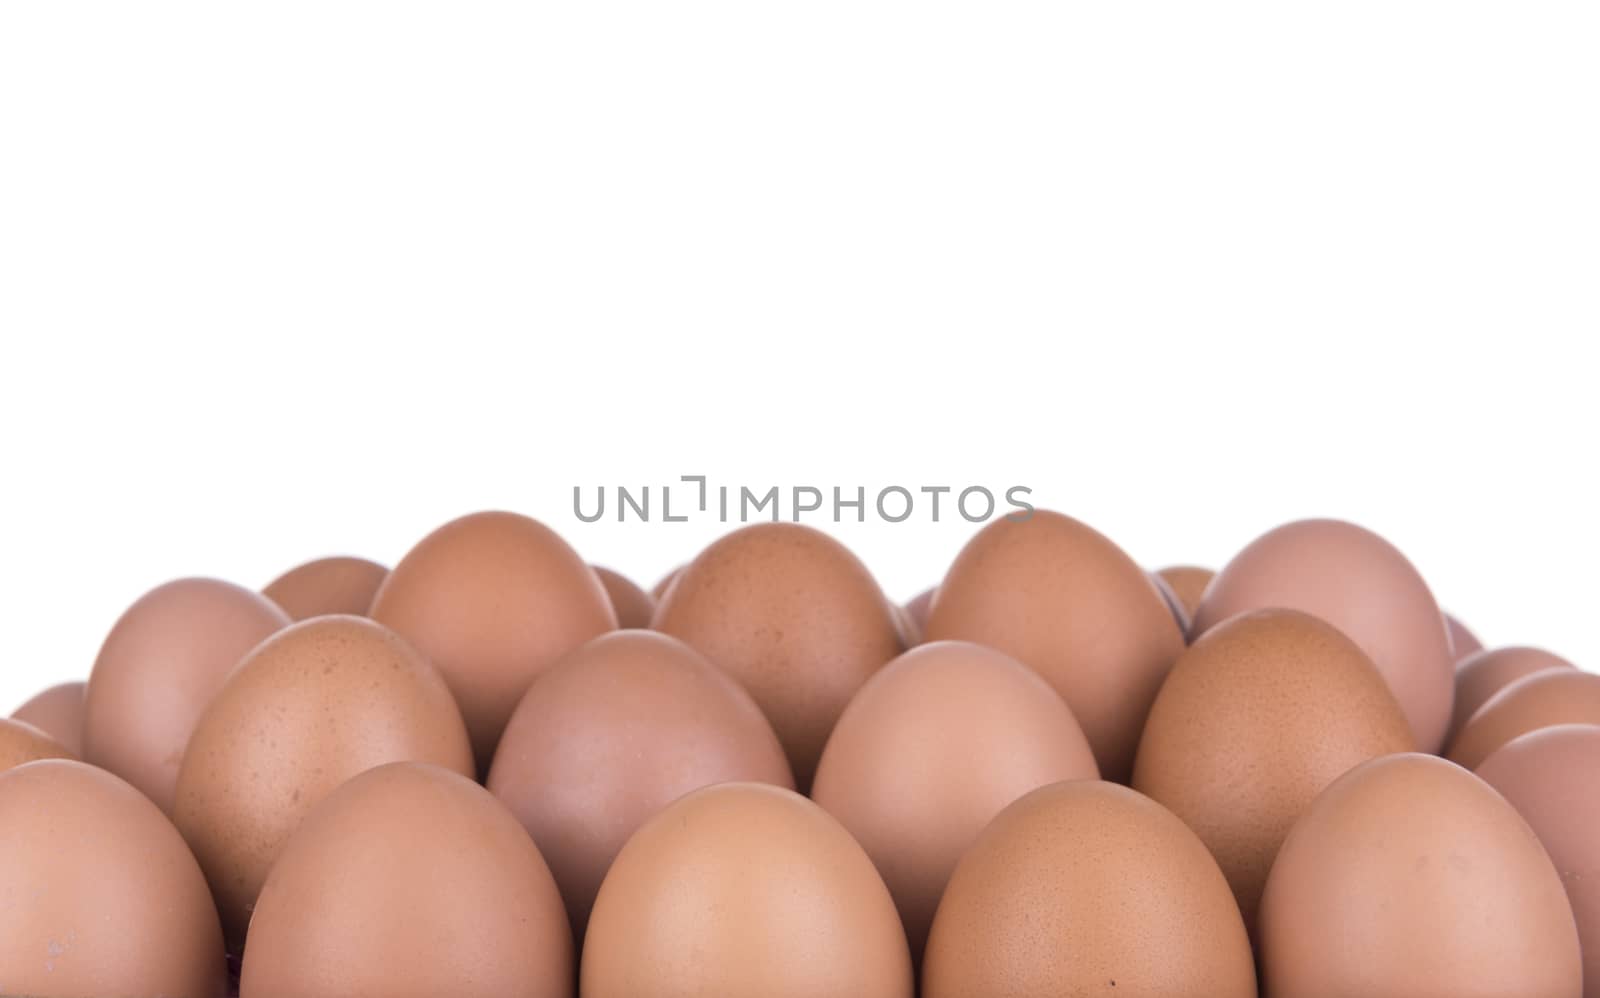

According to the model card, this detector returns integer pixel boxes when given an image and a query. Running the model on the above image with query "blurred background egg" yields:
[370,511,617,768]
[1445,612,1483,661]
[590,565,655,629]
[83,577,290,812]
[652,523,903,789]
[0,759,226,998]
[173,615,474,946]
[1447,667,1600,770]
[1192,519,1456,753]
[582,782,913,998]
[10,680,86,756]
[923,510,1184,781]
[1257,753,1580,998]
[649,566,681,601]
[922,780,1255,998]
[241,762,572,998]
[0,716,75,773]
[902,587,935,634]
[811,640,1099,957]
[1156,565,1214,632]
[1448,646,1576,745]
[487,630,793,938]
[262,555,389,621]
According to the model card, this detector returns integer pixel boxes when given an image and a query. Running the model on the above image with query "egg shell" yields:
[83,577,290,812]
[1149,571,1191,635]
[902,586,935,632]
[0,716,76,774]
[1446,612,1484,661]
[10,680,86,757]
[651,523,903,789]
[241,762,572,998]
[1448,667,1600,770]
[649,566,681,601]
[923,510,1184,781]
[1259,753,1580,997]
[486,630,793,939]
[590,565,655,629]
[1448,646,1576,746]
[1156,565,1214,623]
[0,759,226,998]
[582,782,913,998]
[1193,519,1455,753]
[173,614,474,947]
[922,780,1256,998]
[370,511,618,767]
[1477,725,1600,998]
[811,640,1099,958]
[1132,608,1414,931]
[262,556,389,621]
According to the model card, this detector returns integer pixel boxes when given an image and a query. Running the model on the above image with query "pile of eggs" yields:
[3,509,1597,997]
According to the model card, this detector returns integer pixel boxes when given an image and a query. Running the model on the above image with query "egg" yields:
[173,615,474,946]
[1132,608,1414,930]
[1446,612,1483,661]
[241,762,572,997]
[9,680,85,757]
[923,510,1184,781]
[590,565,655,629]
[1149,571,1191,634]
[902,586,935,633]
[582,782,913,998]
[922,780,1256,997]
[650,566,681,600]
[811,640,1099,957]
[0,760,225,997]
[262,555,389,620]
[0,717,75,773]
[1447,667,1600,770]
[1476,725,1600,998]
[370,511,617,767]
[486,630,793,938]
[652,523,903,789]
[1193,519,1455,753]
[1156,565,1214,625]
[1258,753,1580,997]
[83,577,290,812]
[1448,646,1575,745]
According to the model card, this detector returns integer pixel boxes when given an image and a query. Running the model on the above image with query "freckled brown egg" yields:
[811,640,1099,958]
[1448,646,1576,746]
[923,510,1184,781]
[370,511,617,767]
[922,780,1256,998]
[1132,609,1414,931]
[582,782,913,998]
[10,680,86,757]
[1258,753,1580,997]
[0,760,226,998]
[262,556,389,621]
[486,630,793,939]
[1447,667,1600,770]
[1157,565,1214,626]
[1477,725,1600,998]
[651,523,903,789]
[83,578,290,812]
[173,615,474,947]
[1193,519,1455,753]
[590,565,655,629]
[1445,612,1483,661]
[241,762,572,998]
[0,717,75,773]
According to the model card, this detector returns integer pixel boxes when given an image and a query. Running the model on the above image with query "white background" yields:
[1,2,1596,714]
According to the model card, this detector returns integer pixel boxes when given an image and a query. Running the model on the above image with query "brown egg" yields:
[487,630,793,938]
[582,782,913,998]
[1192,519,1455,753]
[83,577,290,812]
[1446,612,1483,661]
[1258,753,1580,997]
[1132,608,1414,931]
[922,510,1184,781]
[652,523,903,789]
[370,511,617,766]
[241,762,572,998]
[1157,565,1214,624]
[10,680,85,757]
[0,760,225,997]
[811,640,1099,958]
[1150,571,1191,634]
[591,565,655,629]
[0,716,75,773]
[1477,725,1600,998]
[889,600,922,647]
[173,615,474,946]
[903,586,935,632]
[1447,667,1600,770]
[262,555,389,620]
[1448,646,1576,746]
[650,566,681,601]
[923,780,1256,998]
